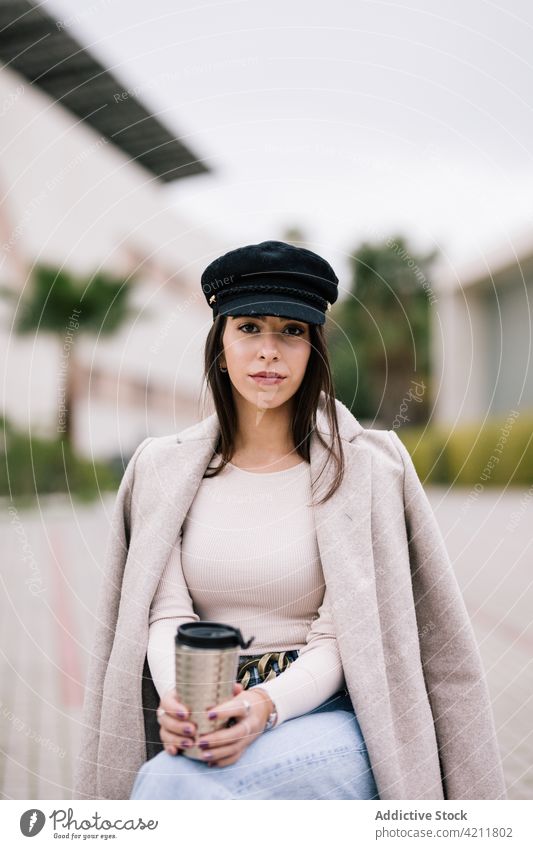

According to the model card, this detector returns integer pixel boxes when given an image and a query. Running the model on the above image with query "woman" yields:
[73,240,506,801]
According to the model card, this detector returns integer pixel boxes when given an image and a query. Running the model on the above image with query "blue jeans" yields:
[130,689,379,800]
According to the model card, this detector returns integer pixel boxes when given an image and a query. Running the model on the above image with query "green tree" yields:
[1,264,139,445]
[282,226,308,245]
[329,235,438,425]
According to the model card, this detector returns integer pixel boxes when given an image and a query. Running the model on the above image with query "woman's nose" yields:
[258,333,280,356]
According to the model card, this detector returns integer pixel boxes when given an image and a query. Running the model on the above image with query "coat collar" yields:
[137,392,371,588]
[175,389,364,446]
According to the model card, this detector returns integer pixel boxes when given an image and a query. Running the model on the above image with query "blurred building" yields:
[0,0,225,459]
[432,230,533,426]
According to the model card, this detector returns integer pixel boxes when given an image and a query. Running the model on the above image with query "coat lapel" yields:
[309,424,395,746]
[128,426,222,603]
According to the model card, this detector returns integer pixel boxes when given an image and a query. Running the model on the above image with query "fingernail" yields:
[199,741,209,749]
[208,711,217,719]
[177,711,186,719]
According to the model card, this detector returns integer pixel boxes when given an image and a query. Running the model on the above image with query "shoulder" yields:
[329,395,410,476]
[126,433,183,465]
[127,433,177,461]
[125,422,215,475]
[345,427,409,476]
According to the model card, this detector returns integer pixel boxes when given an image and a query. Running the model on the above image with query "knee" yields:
[254,709,367,765]
[130,751,191,799]
[130,751,236,800]
[139,750,199,777]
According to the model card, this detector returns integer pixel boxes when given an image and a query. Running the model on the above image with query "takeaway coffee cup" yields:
[175,621,255,760]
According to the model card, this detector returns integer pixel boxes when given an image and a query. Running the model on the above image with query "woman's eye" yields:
[238,323,304,336]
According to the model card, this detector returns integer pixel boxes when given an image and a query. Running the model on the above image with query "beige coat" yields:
[73,393,506,800]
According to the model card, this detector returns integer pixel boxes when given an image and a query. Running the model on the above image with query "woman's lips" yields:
[249,375,286,385]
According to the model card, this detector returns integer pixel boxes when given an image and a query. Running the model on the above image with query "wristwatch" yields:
[254,687,278,731]
[263,703,278,731]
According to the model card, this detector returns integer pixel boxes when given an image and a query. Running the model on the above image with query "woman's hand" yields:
[195,687,274,768]
[156,682,245,756]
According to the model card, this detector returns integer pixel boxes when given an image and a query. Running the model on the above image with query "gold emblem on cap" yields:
[209,294,216,304]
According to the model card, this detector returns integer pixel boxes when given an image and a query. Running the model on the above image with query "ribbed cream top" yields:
[147,452,345,727]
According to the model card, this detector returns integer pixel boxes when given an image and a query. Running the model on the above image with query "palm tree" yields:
[1,264,139,446]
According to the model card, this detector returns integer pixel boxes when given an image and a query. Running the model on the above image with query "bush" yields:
[0,417,122,502]
[395,412,533,486]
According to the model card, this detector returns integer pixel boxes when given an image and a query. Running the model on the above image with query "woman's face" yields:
[220,314,312,408]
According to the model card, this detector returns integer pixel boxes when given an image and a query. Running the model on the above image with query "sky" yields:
[42,0,533,286]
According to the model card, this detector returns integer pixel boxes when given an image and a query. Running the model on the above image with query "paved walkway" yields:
[429,485,533,801]
[0,485,531,799]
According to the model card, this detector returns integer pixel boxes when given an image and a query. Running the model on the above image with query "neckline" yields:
[215,453,307,476]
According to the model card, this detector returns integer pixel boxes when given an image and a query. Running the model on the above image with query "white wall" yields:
[432,286,489,426]
[0,65,225,457]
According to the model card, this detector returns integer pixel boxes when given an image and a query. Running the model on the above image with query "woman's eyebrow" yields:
[234,315,305,326]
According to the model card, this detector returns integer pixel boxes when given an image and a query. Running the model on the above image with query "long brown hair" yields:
[199,315,345,506]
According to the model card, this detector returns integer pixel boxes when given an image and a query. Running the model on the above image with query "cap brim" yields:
[217,293,325,325]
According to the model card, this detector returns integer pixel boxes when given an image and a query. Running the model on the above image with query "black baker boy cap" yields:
[201,239,339,326]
